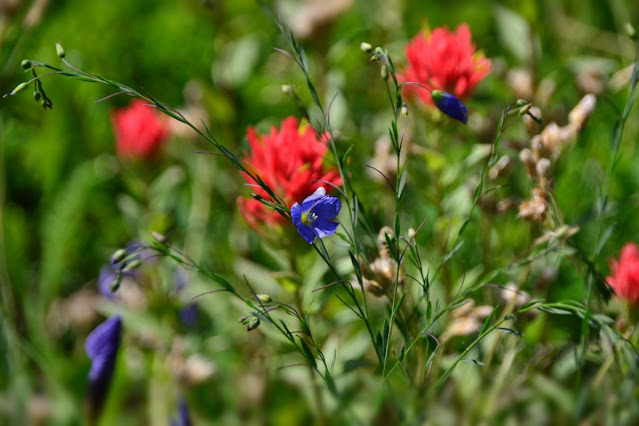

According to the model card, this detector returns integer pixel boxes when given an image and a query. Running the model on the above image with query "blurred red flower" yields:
[111,99,170,160]
[400,24,491,105]
[607,242,639,306]
[238,117,341,231]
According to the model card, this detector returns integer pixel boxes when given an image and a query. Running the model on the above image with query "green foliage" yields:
[1,0,639,425]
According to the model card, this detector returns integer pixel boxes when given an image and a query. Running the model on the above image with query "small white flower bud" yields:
[55,42,65,59]
[360,42,373,52]
[281,85,294,96]
[255,294,271,303]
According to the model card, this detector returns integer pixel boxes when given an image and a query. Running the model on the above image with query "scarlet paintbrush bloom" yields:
[238,117,341,231]
[111,99,170,160]
[400,24,491,105]
[607,242,639,306]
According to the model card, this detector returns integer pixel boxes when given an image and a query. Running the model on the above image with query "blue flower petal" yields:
[310,196,341,220]
[312,219,339,239]
[85,314,122,417]
[431,90,468,124]
[86,315,122,359]
[296,222,317,244]
[291,202,303,226]
[301,187,327,211]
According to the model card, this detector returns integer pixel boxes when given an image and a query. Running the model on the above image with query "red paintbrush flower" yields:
[111,99,170,160]
[607,242,639,306]
[400,24,491,105]
[238,117,341,231]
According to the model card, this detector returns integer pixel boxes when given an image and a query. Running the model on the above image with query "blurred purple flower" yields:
[291,187,341,244]
[85,314,122,418]
[171,396,192,426]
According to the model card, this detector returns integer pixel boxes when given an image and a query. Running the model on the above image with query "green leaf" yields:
[479,306,499,336]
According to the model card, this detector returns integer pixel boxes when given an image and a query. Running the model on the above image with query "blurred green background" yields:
[1,0,639,424]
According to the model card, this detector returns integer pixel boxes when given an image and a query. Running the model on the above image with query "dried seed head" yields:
[568,94,596,131]
[506,68,534,100]
[535,158,551,178]
[519,148,537,178]
[362,278,385,297]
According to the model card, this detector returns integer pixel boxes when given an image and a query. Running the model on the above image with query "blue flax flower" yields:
[171,396,192,426]
[85,314,122,418]
[431,90,468,124]
[291,187,341,244]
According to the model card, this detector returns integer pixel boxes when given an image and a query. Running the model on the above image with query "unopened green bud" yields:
[518,104,531,116]
[111,248,127,264]
[247,317,260,331]
[360,42,373,53]
[21,60,33,70]
[627,23,637,40]
[239,315,251,325]
[374,47,384,56]
[515,99,528,108]
[370,55,379,62]
[401,104,408,116]
[9,82,28,96]
[40,99,46,108]
[33,91,41,101]
[122,259,142,272]
[55,42,65,59]
[110,272,122,294]
[255,294,271,304]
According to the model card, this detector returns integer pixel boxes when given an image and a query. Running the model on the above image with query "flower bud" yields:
[515,99,529,108]
[518,104,531,116]
[430,90,468,124]
[374,47,384,56]
[407,228,417,240]
[360,42,373,52]
[110,273,122,294]
[380,64,388,80]
[21,60,33,70]
[9,82,28,96]
[239,315,251,325]
[255,294,271,303]
[281,85,294,96]
[247,317,260,331]
[33,91,41,102]
[111,249,127,265]
[55,42,65,59]
[122,259,142,272]
[401,104,409,116]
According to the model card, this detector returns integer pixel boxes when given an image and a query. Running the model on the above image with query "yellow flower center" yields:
[301,210,318,226]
